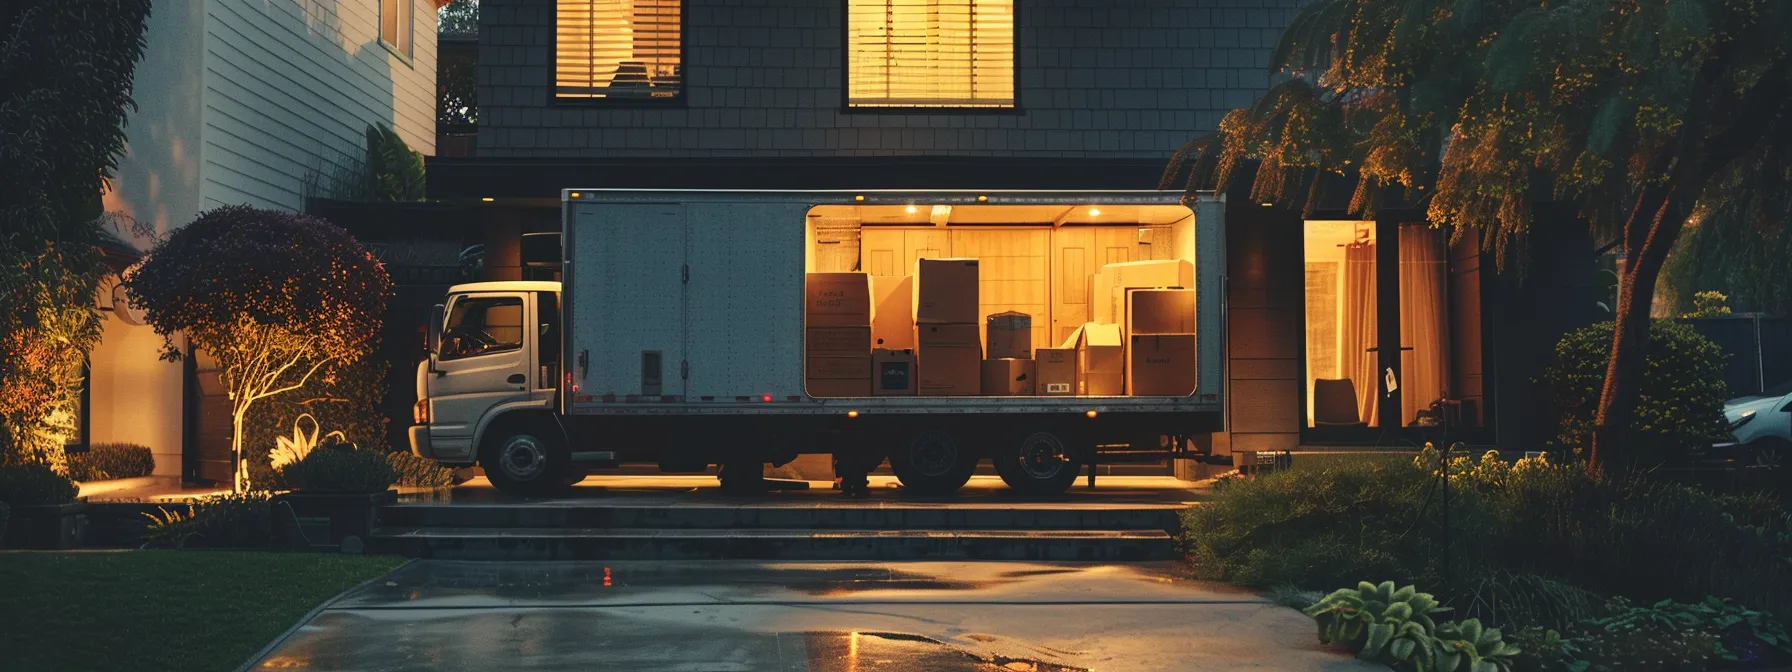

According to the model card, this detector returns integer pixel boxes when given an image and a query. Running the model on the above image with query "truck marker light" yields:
[905,205,917,214]
[854,194,865,202]
[762,394,773,402]
[481,197,494,202]
[570,191,581,199]
[977,195,988,202]
[1088,208,1101,216]
[847,410,859,418]
[1086,410,1099,418]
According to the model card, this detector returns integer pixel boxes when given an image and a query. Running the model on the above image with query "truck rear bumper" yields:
[409,425,433,459]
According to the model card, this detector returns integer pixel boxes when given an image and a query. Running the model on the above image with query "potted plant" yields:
[0,463,86,549]
[272,441,397,553]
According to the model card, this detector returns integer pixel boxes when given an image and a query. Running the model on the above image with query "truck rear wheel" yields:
[889,428,977,495]
[993,431,1082,496]
[481,426,570,497]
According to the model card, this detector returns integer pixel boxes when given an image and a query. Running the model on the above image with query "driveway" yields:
[247,560,1380,672]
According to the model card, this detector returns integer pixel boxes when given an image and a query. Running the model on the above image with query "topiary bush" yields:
[1541,320,1730,466]
[279,445,396,494]
[386,451,454,488]
[0,463,78,505]
[65,442,155,482]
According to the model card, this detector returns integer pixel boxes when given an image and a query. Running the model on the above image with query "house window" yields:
[556,0,683,101]
[847,0,1015,109]
[382,0,414,59]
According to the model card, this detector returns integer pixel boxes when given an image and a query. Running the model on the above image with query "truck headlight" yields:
[414,399,431,425]
[1731,409,1757,431]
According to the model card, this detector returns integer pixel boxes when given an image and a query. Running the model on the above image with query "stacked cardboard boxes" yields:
[914,259,981,395]
[1123,288,1198,396]
[1092,259,1195,323]
[805,273,872,397]
[981,311,1034,395]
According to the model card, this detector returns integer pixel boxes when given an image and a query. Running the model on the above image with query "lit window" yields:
[381,0,414,59]
[556,0,683,101]
[847,0,1014,109]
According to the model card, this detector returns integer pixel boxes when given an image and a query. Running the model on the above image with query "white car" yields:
[1722,381,1792,468]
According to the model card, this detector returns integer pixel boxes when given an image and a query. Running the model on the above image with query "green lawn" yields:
[0,551,403,672]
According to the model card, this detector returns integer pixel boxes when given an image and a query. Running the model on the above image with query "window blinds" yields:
[847,0,1015,108]
[556,0,682,100]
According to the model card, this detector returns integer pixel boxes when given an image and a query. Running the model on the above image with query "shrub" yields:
[0,463,78,505]
[387,451,454,488]
[1541,320,1729,465]
[279,445,396,494]
[65,443,155,482]
[141,491,270,549]
[1303,581,1523,672]
[1455,570,1606,633]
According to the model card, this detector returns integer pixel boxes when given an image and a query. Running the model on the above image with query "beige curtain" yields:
[1340,242,1378,427]
[1399,226,1450,425]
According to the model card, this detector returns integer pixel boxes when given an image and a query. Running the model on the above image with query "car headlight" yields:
[413,398,431,425]
[1731,409,1757,431]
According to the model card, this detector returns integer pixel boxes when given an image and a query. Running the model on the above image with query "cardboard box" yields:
[872,348,917,396]
[914,258,980,324]
[1124,288,1197,335]
[1075,323,1125,396]
[870,275,915,349]
[916,323,981,396]
[806,378,871,397]
[806,327,871,358]
[1095,259,1194,324]
[985,311,1032,360]
[1035,346,1078,396]
[806,273,872,327]
[1127,334,1198,396]
[807,355,870,380]
[980,358,1038,396]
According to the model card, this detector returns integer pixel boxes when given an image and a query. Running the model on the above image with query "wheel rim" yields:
[1016,432,1070,480]
[1759,447,1784,468]
[498,435,548,481]
[908,430,961,478]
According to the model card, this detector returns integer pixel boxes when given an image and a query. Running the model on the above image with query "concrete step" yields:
[368,526,1176,561]
[377,503,1182,532]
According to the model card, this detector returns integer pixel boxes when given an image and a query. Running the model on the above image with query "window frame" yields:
[380,0,416,66]
[550,0,689,108]
[438,295,529,362]
[838,0,1023,115]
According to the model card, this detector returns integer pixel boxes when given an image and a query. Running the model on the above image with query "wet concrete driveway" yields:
[249,560,1379,671]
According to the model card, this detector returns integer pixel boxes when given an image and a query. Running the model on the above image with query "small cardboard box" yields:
[805,273,872,327]
[870,275,915,349]
[980,358,1038,396]
[914,258,980,324]
[985,311,1032,360]
[1127,334,1198,396]
[1076,323,1125,396]
[806,327,871,358]
[807,355,870,380]
[1034,346,1078,396]
[916,323,981,396]
[1124,288,1197,335]
[872,348,917,396]
[806,378,871,397]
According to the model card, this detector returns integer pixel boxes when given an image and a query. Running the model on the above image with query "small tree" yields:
[126,206,389,491]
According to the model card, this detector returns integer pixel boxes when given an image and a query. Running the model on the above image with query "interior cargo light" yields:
[1088,208,1102,216]
[905,205,918,214]
[847,410,859,418]
[1086,410,1099,418]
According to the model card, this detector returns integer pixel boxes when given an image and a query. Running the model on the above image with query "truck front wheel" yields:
[889,428,977,496]
[993,431,1082,496]
[481,426,570,497]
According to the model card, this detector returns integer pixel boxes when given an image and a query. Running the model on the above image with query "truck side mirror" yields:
[427,304,445,375]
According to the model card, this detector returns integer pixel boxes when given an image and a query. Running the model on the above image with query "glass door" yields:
[1303,220,1380,433]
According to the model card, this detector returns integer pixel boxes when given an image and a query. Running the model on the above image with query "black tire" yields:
[992,430,1082,496]
[889,428,977,495]
[480,424,570,497]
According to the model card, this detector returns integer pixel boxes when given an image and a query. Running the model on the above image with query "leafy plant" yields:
[0,463,78,506]
[1307,581,1450,669]
[1508,627,1581,672]
[1431,618,1521,672]
[141,491,271,549]
[386,451,455,488]
[1581,597,1792,666]
[1541,321,1730,468]
[245,354,392,491]
[65,442,155,482]
[268,414,345,473]
[1682,291,1733,319]
[1456,570,1606,633]
[362,123,425,201]
[279,445,396,494]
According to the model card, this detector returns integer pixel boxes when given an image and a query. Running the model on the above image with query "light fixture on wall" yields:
[1088,208,1101,217]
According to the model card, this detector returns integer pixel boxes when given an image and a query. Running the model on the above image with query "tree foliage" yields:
[0,1,154,470]
[126,206,390,491]
[1167,0,1792,470]
[1542,320,1730,463]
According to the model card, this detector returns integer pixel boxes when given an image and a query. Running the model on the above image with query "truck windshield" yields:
[441,296,524,360]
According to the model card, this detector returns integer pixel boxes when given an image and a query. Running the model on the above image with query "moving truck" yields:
[410,190,1227,497]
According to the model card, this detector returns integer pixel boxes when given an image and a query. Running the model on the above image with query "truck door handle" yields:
[507,374,526,384]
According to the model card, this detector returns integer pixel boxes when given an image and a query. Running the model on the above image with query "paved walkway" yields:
[247,560,1380,672]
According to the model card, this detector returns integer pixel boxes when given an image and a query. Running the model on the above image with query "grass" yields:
[0,551,403,672]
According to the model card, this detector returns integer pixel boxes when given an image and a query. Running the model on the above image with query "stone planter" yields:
[4,502,90,549]
[272,490,396,553]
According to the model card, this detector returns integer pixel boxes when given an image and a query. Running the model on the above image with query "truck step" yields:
[376,503,1182,532]
[368,526,1176,561]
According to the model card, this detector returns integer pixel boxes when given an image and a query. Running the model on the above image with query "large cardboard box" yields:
[985,311,1032,360]
[1034,346,1078,396]
[980,358,1037,396]
[916,323,981,396]
[806,326,871,358]
[872,348,917,396]
[1127,334,1198,396]
[807,355,870,380]
[914,258,980,324]
[805,273,872,327]
[870,275,915,349]
[1123,288,1197,335]
[1076,323,1125,395]
[807,378,871,397]
[1094,259,1194,324]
